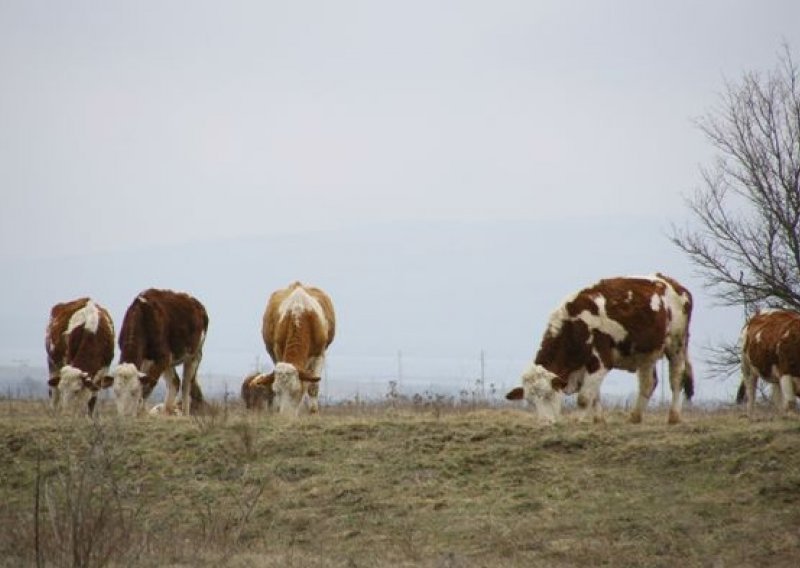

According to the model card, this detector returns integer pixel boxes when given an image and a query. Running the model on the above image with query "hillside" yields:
[0,402,798,567]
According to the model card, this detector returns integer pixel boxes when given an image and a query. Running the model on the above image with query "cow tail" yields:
[735,381,746,404]
[190,378,205,405]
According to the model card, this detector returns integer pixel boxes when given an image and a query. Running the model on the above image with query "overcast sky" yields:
[3,1,798,258]
[2,2,799,402]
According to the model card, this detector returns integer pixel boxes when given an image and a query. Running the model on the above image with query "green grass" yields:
[1,400,799,567]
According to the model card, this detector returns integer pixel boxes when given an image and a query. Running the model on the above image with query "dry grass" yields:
[0,400,799,567]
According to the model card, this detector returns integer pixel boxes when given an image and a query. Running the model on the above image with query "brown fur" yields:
[117,289,208,408]
[262,282,335,368]
[536,277,686,390]
[241,372,275,411]
[45,297,115,413]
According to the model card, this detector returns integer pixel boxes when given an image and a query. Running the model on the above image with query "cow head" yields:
[506,363,564,424]
[106,363,148,417]
[253,362,321,415]
[48,365,99,415]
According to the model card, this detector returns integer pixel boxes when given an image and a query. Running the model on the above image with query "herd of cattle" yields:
[44,275,800,423]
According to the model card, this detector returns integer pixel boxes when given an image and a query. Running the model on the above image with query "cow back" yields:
[535,276,680,385]
[119,289,208,365]
[743,310,800,379]
[262,282,335,364]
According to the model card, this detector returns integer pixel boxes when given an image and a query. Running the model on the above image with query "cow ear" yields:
[100,375,114,389]
[48,376,60,387]
[254,372,275,387]
[506,387,524,401]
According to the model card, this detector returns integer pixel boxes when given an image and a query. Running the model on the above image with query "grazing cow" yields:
[45,298,115,415]
[252,282,335,415]
[506,274,694,424]
[241,372,275,411]
[738,309,800,418]
[106,289,208,417]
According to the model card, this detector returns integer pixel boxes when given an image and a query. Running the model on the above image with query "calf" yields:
[241,372,275,411]
[252,282,335,415]
[106,289,208,416]
[506,274,694,424]
[45,298,115,415]
[739,309,800,418]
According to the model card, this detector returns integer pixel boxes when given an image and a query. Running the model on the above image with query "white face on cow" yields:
[53,365,96,415]
[520,363,564,424]
[111,363,146,417]
[273,362,306,415]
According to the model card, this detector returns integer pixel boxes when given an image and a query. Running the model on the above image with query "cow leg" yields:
[666,352,688,424]
[305,355,326,414]
[181,353,203,416]
[778,375,796,415]
[631,364,657,424]
[577,371,607,424]
[741,358,759,420]
[163,366,181,415]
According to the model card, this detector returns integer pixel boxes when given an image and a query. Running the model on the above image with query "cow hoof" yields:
[667,410,681,424]
[629,411,642,424]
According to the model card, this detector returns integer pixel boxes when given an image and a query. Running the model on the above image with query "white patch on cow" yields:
[653,277,690,345]
[755,331,762,343]
[650,293,662,312]
[578,295,628,343]
[137,295,148,303]
[66,300,100,335]
[111,363,145,417]
[278,287,328,328]
[626,290,634,302]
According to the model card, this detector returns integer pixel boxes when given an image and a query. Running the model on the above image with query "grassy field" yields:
[0,400,799,567]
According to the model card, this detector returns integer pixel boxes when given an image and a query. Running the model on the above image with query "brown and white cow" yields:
[45,298,115,415]
[252,282,336,415]
[241,372,275,411]
[506,274,694,425]
[738,309,800,418]
[105,289,208,417]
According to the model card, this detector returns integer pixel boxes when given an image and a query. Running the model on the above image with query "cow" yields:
[241,372,275,411]
[45,298,115,415]
[738,309,800,418]
[251,282,335,415]
[506,273,694,425]
[105,289,208,417]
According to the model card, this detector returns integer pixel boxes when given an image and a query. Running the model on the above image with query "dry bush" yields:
[0,418,148,568]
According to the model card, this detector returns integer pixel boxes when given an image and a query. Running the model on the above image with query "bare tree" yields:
[672,44,800,378]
